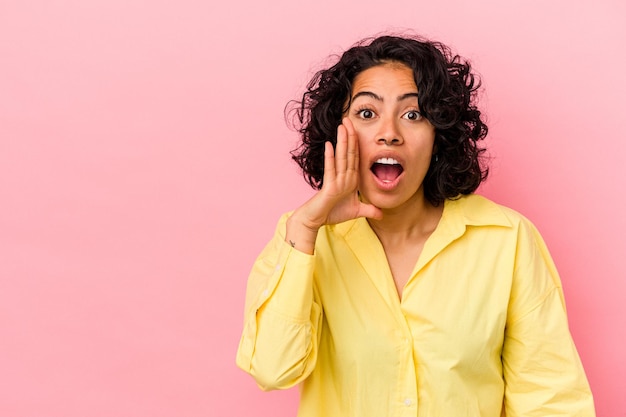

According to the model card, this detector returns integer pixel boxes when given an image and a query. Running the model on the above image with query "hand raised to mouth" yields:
[284,118,383,254]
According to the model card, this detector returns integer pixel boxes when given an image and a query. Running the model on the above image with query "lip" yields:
[368,151,405,191]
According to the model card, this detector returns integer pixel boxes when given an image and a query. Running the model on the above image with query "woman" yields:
[236,35,595,416]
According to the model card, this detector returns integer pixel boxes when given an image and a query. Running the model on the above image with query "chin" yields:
[362,192,409,211]
[361,187,424,212]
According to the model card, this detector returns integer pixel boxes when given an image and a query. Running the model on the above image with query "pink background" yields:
[1,0,624,416]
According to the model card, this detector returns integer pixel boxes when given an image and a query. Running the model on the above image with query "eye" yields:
[403,110,422,121]
[356,108,376,119]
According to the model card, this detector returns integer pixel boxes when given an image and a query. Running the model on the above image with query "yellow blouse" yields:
[236,194,595,416]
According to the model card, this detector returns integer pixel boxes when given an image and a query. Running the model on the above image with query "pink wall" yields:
[1,1,624,416]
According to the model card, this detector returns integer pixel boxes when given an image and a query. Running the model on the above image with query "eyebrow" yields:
[351,91,419,102]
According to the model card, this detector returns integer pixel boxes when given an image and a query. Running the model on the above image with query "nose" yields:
[376,116,403,146]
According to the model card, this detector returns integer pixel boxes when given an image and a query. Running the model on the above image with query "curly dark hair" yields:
[288,34,489,206]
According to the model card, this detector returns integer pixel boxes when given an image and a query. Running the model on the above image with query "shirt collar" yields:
[333,193,511,238]
[446,194,512,229]
[334,194,512,275]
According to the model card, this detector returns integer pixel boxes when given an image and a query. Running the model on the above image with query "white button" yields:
[404,399,412,406]
[262,289,269,297]
[274,264,281,271]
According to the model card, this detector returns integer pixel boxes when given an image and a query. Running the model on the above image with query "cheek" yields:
[415,130,436,152]
[351,124,369,142]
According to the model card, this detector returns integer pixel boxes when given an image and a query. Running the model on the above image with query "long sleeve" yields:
[502,219,595,416]
[236,214,323,391]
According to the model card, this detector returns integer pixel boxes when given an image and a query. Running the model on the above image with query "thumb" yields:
[357,203,383,220]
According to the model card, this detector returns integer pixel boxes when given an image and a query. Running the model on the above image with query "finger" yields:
[335,123,348,175]
[322,141,335,186]
[343,117,358,172]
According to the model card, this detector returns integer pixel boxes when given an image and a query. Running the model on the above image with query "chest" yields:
[383,240,425,299]
[314,235,516,368]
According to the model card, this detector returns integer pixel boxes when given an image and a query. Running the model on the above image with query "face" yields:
[346,62,436,211]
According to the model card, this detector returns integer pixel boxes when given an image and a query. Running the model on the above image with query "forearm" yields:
[503,289,595,416]
[236,215,321,390]
[247,296,321,390]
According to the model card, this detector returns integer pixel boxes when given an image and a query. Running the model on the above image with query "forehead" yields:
[351,62,417,96]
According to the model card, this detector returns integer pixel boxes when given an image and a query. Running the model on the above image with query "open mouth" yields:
[371,157,404,184]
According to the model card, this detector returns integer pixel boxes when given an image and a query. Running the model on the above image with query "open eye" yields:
[356,108,376,119]
[403,110,422,121]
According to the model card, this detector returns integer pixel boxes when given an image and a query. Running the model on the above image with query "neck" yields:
[366,192,444,243]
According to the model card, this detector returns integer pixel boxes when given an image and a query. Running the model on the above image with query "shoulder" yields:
[445,194,550,256]
[448,194,536,231]
[454,195,557,269]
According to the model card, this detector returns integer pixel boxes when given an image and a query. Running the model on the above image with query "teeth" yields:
[375,157,399,165]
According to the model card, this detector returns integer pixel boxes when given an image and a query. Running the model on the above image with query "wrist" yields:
[285,212,319,255]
